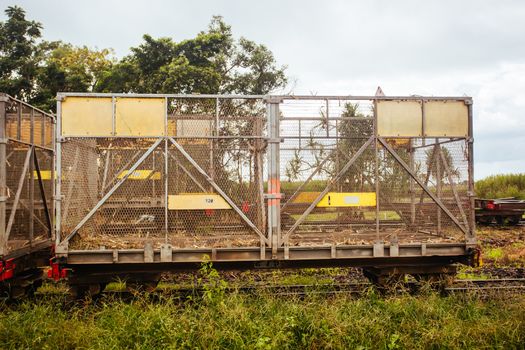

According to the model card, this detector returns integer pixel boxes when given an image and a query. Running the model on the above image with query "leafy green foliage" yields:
[425,146,458,183]
[0,8,287,111]
[97,16,287,96]
[475,173,525,199]
[0,6,43,100]
[33,43,115,111]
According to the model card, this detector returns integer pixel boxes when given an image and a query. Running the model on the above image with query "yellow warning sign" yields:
[168,194,232,210]
[317,192,376,207]
[117,170,161,180]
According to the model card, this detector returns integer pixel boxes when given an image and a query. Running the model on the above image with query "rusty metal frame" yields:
[61,138,163,244]
[53,93,475,267]
[378,138,469,236]
[5,146,32,240]
[169,136,270,246]
[1,93,55,257]
[281,135,375,243]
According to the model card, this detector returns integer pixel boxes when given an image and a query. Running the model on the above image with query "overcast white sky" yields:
[2,0,525,179]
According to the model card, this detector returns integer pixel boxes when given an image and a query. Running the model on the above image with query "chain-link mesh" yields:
[380,138,471,242]
[280,99,472,246]
[3,97,54,254]
[63,97,267,249]
[58,95,472,251]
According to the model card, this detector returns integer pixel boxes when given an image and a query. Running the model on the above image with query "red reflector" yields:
[486,202,496,210]
[0,259,16,281]
[5,258,15,270]
[47,259,68,281]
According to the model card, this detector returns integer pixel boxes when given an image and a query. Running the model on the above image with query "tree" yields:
[285,103,375,191]
[425,146,458,184]
[97,16,287,96]
[33,43,115,110]
[0,6,43,100]
[1,7,287,110]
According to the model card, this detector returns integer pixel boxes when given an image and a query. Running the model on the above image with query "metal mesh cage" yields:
[61,97,268,249]
[56,94,474,253]
[2,96,54,254]
[279,98,472,247]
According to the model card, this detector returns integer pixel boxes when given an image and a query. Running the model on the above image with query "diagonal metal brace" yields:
[5,146,32,240]
[281,135,375,244]
[63,138,163,243]
[166,150,207,193]
[378,138,468,236]
[281,148,335,212]
[33,148,52,235]
[169,137,269,245]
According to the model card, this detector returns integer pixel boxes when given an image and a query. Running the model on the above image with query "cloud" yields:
[2,0,525,178]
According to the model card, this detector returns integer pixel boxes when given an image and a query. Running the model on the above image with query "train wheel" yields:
[508,215,521,226]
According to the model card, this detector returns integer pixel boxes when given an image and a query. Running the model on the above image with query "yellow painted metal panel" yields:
[168,194,232,210]
[425,101,468,137]
[292,192,321,204]
[61,97,112,136]
[115,97,165,136]
[317,192,376,207]
[377,100,422,137]
[33,170,53,180]
[117,170,161,180]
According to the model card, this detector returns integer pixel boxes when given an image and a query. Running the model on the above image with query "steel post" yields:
[29,109,35,245]
[55,97,62,245]
[374,101,380,239]
[164,97,169,241]
[266,98,281,255]
[467,101,476,241]
[436,141,442,235]
[0,94,7,255]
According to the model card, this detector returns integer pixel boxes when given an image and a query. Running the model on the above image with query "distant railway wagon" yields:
[0,94,54,298]
[49,93,477,296]
[475,198,525,225]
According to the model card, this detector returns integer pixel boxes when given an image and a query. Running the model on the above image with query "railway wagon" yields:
[53,93,477,296]
[475,198,525,225]
[0,94,55,298]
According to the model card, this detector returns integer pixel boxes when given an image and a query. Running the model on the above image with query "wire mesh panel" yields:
[56,93,474,254]
[59,96,267,250]
[62,138,166,249]
[280,99,380,246]
[2,96,54,254]
[378,138,471,243]
[279,97,473,247]
[166,97,267,248]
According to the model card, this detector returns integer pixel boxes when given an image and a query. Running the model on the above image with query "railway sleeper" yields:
[67,273,161,299]
[363,265,457,292]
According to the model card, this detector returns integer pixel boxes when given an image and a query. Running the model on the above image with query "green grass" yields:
[1,290,524,349]
[475,173,525,199]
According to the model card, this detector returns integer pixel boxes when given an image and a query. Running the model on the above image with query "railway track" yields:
[14,278,523,303]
